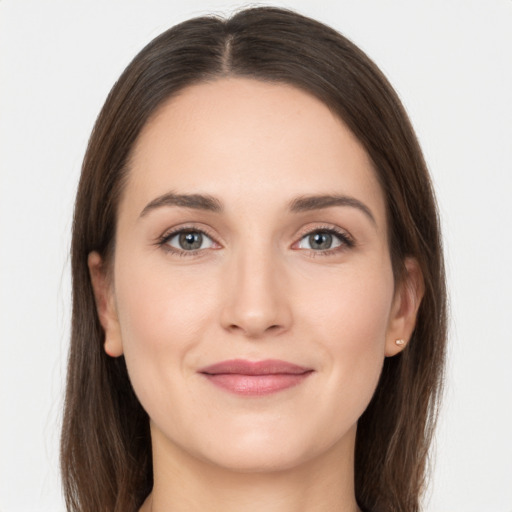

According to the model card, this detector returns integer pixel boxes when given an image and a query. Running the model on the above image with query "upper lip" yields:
[199,359,312,375]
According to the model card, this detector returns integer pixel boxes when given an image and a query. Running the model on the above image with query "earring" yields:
[395,339,406,346]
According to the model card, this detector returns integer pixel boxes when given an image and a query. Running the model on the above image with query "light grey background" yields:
[1,1,511,511]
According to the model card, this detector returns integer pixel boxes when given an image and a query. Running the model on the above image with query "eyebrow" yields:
[288,194,376,225]
[139,191,376,225]
[139,192,223,218]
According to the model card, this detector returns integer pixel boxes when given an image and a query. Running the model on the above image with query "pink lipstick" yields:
[198,359,313,396]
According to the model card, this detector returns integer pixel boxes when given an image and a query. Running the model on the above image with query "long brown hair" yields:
[61,6,447,512]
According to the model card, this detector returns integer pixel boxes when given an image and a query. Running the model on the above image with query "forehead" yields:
[124,77,386,226]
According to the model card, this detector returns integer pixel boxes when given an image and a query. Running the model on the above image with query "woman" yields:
[61,6,446,512]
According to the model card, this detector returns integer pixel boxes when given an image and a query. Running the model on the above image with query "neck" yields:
[141,424,361,512]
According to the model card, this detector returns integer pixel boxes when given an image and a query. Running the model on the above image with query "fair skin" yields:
[89,78,423,512]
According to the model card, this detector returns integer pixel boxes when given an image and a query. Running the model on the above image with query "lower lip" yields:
[202,372,313,396]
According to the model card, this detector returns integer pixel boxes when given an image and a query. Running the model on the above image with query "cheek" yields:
[112,256,218,405]
[303,260,394,345]
[115,255,214,346]
[301,263,394,412]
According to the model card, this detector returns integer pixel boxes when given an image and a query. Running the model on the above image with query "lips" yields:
[199,359,314,396]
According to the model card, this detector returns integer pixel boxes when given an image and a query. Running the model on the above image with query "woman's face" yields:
[90,78,419,473]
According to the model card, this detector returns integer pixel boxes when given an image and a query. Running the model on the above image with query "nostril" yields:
[226,322,284,337]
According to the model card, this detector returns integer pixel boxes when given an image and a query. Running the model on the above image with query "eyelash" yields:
[155,224,355,258]
[296,225,355,257]
[155,225,218,258]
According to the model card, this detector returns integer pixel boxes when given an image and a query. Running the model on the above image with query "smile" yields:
[198,359,314,396]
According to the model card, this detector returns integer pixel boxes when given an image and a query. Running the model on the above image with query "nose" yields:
[219,246,293,339]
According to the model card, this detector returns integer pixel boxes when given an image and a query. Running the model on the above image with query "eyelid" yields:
[155,222,354,256]
[155,224,222,255]
[292,224,355,252]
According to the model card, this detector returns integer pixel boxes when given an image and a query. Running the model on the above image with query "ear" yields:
[385,257,424,357]
[88,251,124,357]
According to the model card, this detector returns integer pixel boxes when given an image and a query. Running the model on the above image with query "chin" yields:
[201,443,313,474]
[188,422,352,475]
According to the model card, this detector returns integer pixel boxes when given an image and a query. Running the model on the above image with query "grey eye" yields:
[309,232,332,250]
[298,231,343,251]
[167,231,214,251]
